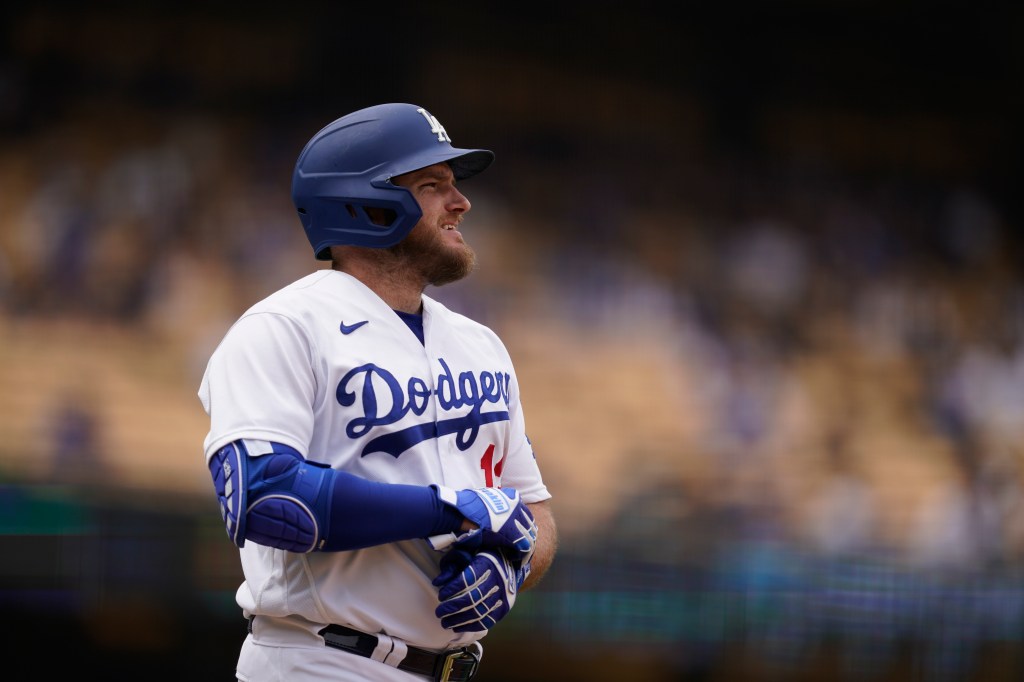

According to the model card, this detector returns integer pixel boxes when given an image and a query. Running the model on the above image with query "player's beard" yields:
[390,222,476,286]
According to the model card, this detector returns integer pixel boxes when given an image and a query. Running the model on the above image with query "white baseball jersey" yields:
[198,269,551,653]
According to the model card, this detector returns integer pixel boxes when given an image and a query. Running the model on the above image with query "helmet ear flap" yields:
[299,184,423,259]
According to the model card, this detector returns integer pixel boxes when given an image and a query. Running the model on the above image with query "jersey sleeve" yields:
[497,367,551,504]
[200,311,317,460]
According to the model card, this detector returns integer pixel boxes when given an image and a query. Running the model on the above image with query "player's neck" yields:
[367,277,423,314]
[332,258,424,314]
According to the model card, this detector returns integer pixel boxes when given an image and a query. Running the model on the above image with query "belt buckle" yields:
[437,647,480,682]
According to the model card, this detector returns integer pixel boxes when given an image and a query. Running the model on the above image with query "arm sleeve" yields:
[322,466,466,551]
[210,439,466,552]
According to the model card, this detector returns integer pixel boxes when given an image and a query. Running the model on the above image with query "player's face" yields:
[390,163,476,286]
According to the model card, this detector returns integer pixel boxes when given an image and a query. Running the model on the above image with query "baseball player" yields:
[199,103,557,682]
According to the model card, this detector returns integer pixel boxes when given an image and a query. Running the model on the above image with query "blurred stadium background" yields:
[1,2,1022,680]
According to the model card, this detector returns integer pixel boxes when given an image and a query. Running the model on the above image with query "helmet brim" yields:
[448,149,495,180]
[388,147,495,183]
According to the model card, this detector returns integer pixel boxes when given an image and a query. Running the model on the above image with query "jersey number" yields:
[479,443,504,487]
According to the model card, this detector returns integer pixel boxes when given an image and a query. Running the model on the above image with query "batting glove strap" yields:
[431,485,538,561]
[433,549,522,632]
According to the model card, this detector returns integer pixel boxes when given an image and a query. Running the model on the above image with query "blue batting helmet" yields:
[291,103,494,258]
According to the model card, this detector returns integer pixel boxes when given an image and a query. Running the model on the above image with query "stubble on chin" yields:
[429,244,476,286]
[389,226,477,287]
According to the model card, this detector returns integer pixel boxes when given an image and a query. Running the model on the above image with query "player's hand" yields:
[429,486,537,562]
[431,544,477,587]
[433,548,530,632]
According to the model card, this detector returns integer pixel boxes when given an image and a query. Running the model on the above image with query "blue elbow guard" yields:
[209,441,248,546]
[208,440,334,553]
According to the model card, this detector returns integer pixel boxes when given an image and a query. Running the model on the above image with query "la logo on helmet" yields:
[416,108,451,143]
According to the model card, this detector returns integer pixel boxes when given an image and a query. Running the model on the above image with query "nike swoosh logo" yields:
[339,320,369,335]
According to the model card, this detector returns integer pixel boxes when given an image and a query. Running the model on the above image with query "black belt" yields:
[247,617,480,682]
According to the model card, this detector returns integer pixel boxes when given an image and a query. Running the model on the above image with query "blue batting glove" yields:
[433,548,530,632]
[429,486,537,563]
